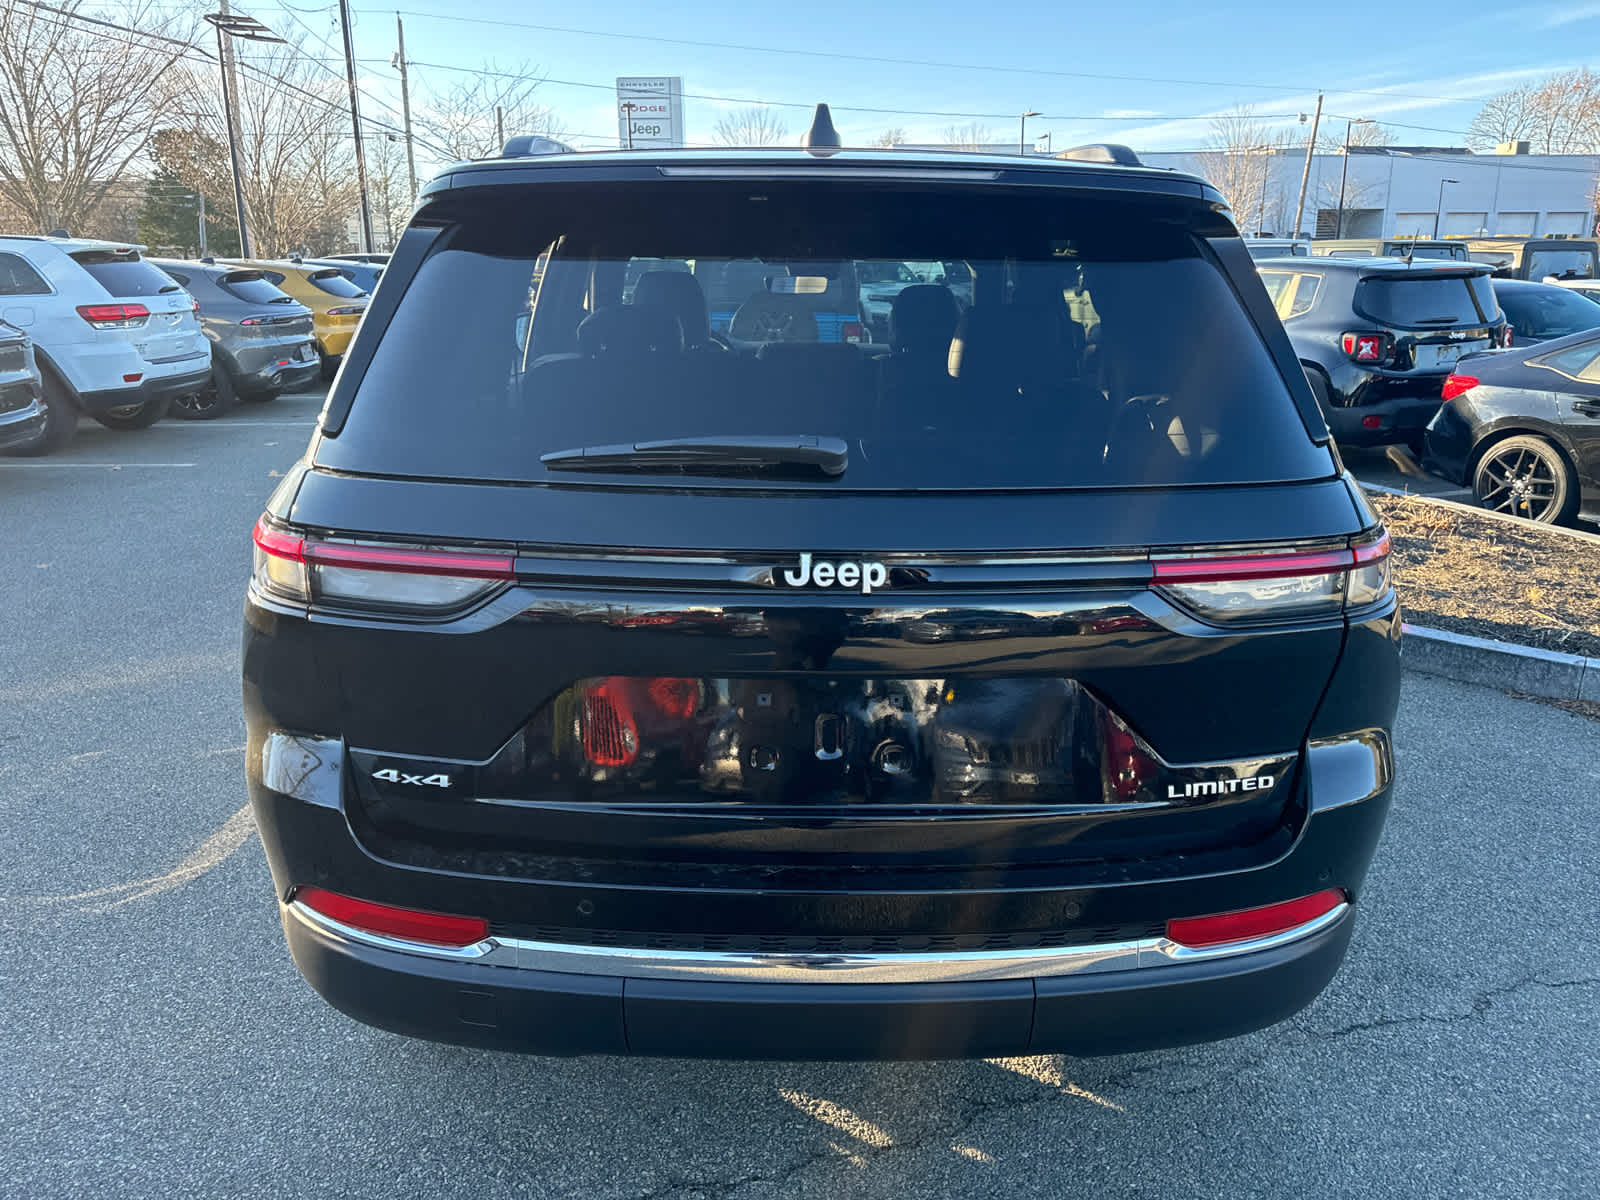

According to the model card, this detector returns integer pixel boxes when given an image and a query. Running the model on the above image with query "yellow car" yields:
[225,260,369,380]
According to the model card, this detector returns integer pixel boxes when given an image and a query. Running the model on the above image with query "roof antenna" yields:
[802,103,843,157]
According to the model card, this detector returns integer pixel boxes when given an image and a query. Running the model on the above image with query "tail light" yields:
[239,316,271,326]
[646,677,700,720]
[1166,888,1346,948]
[1101,710,1157,799]
[191,298,201,315]
[1441,374,1479,402]
[295,887,489,947]
[1153,533,1392,623]
[326,305,364,316]
[582,679,639,766]
[251,518,514,613]
[76,303,149,328]
[841,321,866,344]
[1340,331,1390,364]
[1499,325,1514,348]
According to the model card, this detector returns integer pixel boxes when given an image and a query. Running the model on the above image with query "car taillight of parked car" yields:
[1441,374,1479,402]
[1152,534,1392,624]
[1340,331,1390,364]
[1499,325,1515,348]
[76,303,149,329]
[326,306,364,317]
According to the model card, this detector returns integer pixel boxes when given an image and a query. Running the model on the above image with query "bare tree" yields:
[712,107,789,146]
[1192,107,1285,231]
[0,1,196,234]
[941,122,994,151]
[1468,69,1600,153]
[161,38,363,256]
[871,128,908,147]
[413,62,564,161]
[1316,121,1396,152]
[365,133,415,251]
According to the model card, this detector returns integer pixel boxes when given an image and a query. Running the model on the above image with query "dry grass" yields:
[1370,493,1600,658]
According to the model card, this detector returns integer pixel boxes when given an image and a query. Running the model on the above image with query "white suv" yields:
[0,236,210,454]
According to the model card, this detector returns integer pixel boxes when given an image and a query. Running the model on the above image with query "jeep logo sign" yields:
[780,551,889,594]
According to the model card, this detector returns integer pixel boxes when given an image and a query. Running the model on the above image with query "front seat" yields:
[633,271,718,351]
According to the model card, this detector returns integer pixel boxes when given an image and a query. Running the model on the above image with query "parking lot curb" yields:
[1363,482,1600,546]
[1403,622,1600,702]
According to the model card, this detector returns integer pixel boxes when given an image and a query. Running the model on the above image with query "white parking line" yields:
[0,461,197,468]
[165,421,316,428]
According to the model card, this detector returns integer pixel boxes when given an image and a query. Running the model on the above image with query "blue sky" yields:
[250,0,1600,169]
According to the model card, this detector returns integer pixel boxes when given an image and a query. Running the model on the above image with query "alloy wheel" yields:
[1476,444,1560,521]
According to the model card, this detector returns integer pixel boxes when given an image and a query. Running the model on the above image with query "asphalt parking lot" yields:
[2,393,1597,1199]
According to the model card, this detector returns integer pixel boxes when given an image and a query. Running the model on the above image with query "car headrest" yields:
[889,285,960,356]
[577,305,683,357]
[632,271,711,346]
[948,304,1085,386]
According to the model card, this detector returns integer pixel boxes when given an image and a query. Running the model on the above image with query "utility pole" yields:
[496,105,505,149]
[1292,91,1323,242]
[1336,117,1373,238]
[394,16,417,201]
[337,0,374,253]
[197,191,207,257]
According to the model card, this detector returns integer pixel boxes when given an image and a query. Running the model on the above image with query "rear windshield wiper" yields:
[540,435,848,476]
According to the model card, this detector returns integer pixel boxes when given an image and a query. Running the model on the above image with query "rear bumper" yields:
[1420,402,1475,484]
[76,364,212,412]
[0,391,45,449]
[282,896,1355,1059]
[251,718,1393,1059]
[1325,390,1445,446]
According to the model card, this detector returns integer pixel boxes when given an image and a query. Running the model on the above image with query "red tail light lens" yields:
[1166,888,1346,948]
[646,677,700,720]
[841,321,866,344]
[1153,534,1391,623]
[251,518,514,612]
[582,679,639,766]
[191,299,201,314]
[296,887,489,947]
[326,305,365,316]
[1499,324,1514,348]
[1340,331,1388,363]
[76,303,149,328]
[1101,710,1157,799]
[1441,374,1479,402]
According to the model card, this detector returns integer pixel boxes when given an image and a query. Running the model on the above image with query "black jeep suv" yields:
[1256,256,1507,450]
[243,132,1400,1061]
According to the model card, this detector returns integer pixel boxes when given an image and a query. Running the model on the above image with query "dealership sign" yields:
[616,77,684,149]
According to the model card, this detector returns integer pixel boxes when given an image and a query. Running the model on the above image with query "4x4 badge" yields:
[780,551,889,594]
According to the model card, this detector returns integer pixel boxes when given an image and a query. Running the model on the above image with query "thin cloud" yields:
[1539,2,1600,27]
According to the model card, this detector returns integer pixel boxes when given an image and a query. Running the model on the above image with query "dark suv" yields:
[1257,256,1507,449]
[244,131,1400,1061]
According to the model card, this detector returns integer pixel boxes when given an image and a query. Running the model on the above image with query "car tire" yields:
[1,372,77,457]
[170,361,240,421]
[319,353,337,383]
[1471,435,1578,524]
[91,393,171,431]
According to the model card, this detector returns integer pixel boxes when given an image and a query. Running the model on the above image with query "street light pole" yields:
[1020,110,1041,155]
[620,102,638,149]
[205,12,284,260]
[336,0,374,254]
[1434,178,1459,239]
[1335,117,1372,238]
[394,16,417,202]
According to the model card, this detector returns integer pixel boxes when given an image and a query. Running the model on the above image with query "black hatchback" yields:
[243,134,1400,1061]
[1256,256,1507,450]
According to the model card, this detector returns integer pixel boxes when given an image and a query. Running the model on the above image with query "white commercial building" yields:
[1139,145,1599,241]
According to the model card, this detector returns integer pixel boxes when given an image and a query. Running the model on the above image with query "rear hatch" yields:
[254,175,1375,912]
[70,248,207,368]
[1351,264,1503,379]
[217,270,317,359]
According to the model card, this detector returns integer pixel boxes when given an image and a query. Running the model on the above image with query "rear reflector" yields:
[1441,374,1479,402]
[251,517,514,612]
[1361,415,1383,429]
[1166,888,1346,948]
[296,887,489,947]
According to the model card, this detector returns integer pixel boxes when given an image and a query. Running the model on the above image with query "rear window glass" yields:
[320,184,1332,490]
[222,272,293,305]
[1496,286,1600,341]
[1354,274,1496,326]
[308,270,367,298]
[1527,248,1598,280]
[0,253,49,295]
[69,251,182,297]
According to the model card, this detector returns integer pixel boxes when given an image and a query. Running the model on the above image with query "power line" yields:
[382,6,1506,105]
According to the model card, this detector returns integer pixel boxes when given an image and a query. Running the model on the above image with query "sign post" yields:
[616,77,684,149]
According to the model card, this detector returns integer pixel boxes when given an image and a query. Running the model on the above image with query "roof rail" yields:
[501,135,576,158]
[1055,143,1142,167]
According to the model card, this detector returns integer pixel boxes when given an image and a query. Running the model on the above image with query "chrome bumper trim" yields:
[285,900,1349,985]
